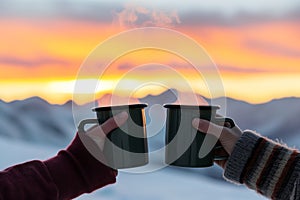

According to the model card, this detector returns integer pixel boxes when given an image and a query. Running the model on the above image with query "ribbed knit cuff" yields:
[224,130,261,184]
[224,130,300,199]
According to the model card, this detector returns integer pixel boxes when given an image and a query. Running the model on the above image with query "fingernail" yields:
[192,118,201,128]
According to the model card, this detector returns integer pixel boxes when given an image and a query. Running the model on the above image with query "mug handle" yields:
[213,117,235,161]
[78,119,99,133]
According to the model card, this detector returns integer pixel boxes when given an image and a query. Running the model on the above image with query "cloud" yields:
[115,61,274,74]
[178,7,300,27]
[244,40,300,58]
[1,0,300,27]
[218,65,272,73]
[0,56,70,68]
[0,0,119,22]
[112,3,181,28]
[116,62,193,71]
[117,63,133,70]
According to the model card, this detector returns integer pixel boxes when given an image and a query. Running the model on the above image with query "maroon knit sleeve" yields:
[0,133,117,200]
[44,133,118,199]
[0,160,58,200]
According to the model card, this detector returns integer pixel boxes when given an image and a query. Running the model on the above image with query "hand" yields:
[85,112,129,150]
[192,118,243,168]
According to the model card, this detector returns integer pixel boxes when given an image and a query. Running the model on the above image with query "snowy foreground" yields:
[0,137,266,200]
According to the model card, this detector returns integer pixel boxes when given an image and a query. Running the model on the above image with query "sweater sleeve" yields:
[224,130,300,200]
[0,161,58,200]
[0,133,117,200]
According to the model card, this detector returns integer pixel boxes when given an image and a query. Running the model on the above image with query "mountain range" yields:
[1,89,300,148]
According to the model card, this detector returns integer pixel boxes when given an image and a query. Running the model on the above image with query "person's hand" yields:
[192,118,243,169]
[85,111,128,150]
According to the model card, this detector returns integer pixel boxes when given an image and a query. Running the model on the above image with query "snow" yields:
[78,169,266,200]
[0,136,57,169]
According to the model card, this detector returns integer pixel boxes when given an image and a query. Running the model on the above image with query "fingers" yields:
[192,118,226,139]
[101,111,129,135]
[85,112,128,151]
[215,160,227,169]
[192,118,242,155]
[86,111,128,137]
[214,145,229,157]
[192,118,231,169]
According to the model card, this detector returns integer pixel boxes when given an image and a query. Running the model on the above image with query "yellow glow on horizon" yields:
[1,71,300,105]
[48,79,116,94]
[221,73,300,103]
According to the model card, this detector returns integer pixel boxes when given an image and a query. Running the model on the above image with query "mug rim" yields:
[92,103,148,111]
[163,104,220,110]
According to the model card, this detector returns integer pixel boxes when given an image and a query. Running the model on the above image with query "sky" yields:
[1,0,300,104]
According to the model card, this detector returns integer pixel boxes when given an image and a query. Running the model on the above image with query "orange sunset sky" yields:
[1,0,300,104]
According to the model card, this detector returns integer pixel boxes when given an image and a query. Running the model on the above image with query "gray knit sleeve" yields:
[224,130,300,200]
[224,130,261,183]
